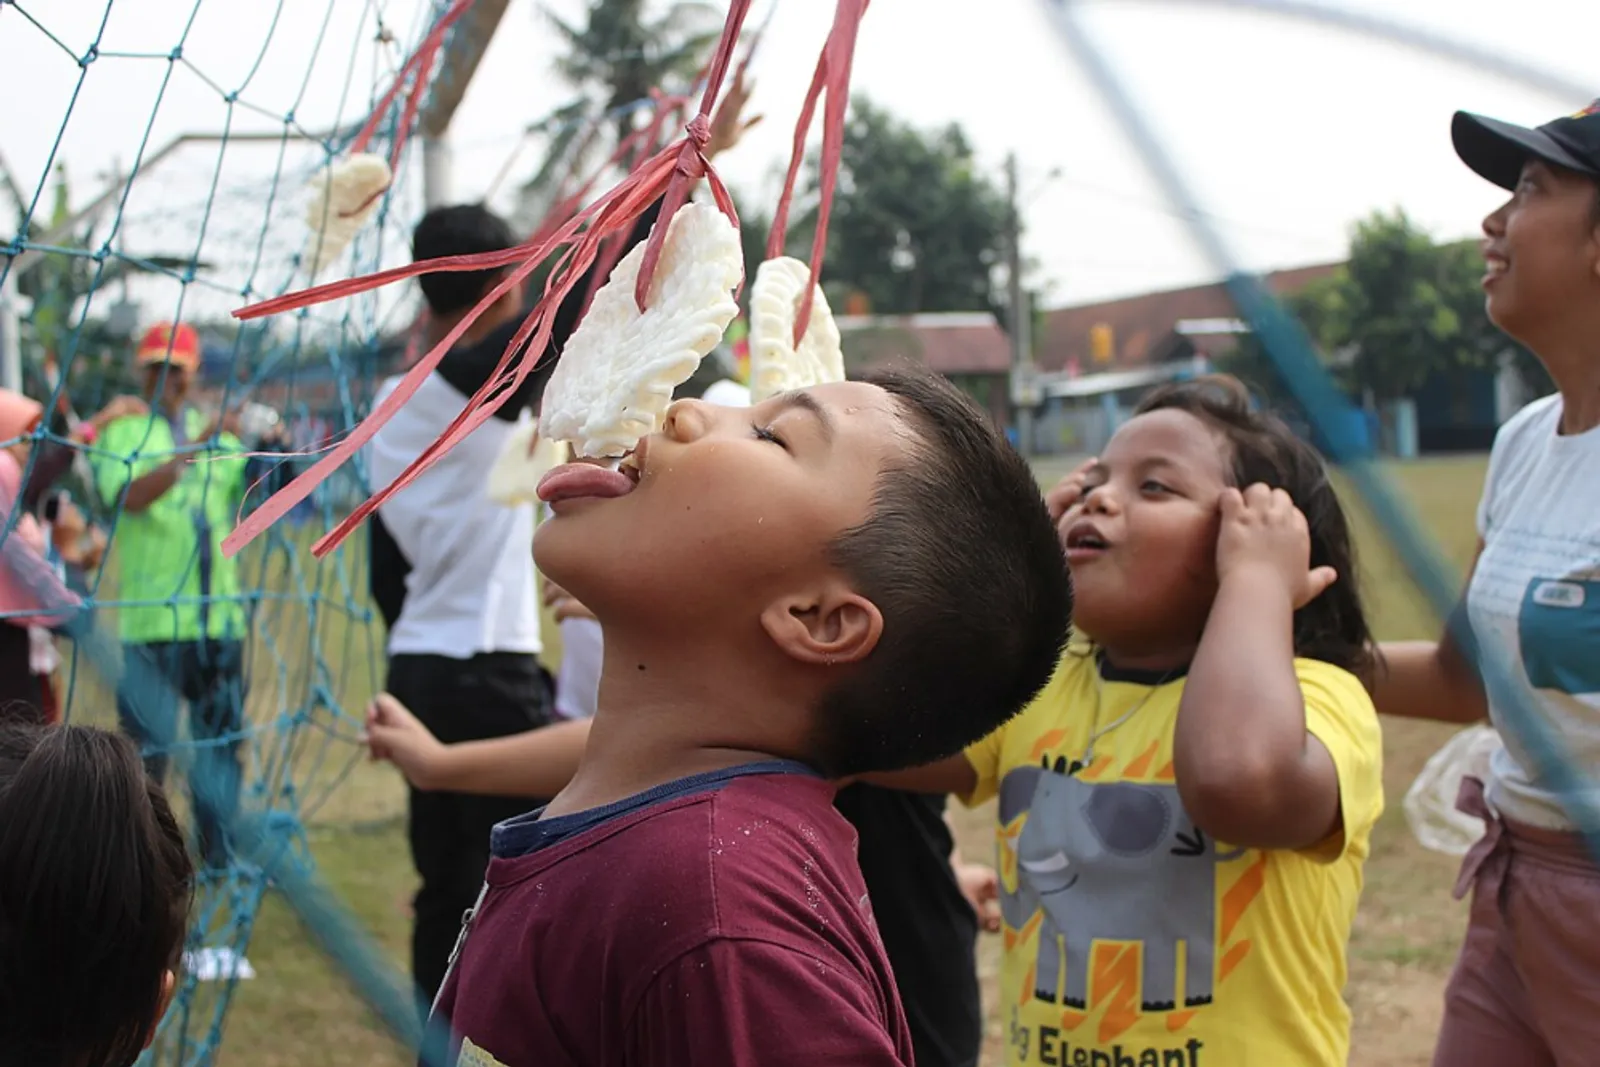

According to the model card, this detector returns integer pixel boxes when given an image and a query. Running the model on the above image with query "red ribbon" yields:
[349,0,476,173]
[221,0,755,560]
[766,0,868,348]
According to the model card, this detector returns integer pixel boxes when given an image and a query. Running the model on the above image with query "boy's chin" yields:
[533,521,602,595]
[533,522,665,624]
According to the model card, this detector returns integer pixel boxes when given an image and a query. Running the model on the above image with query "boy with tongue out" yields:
[413,368,1071,1067]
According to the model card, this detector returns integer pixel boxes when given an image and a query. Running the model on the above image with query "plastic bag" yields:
[1404,724,1502,856]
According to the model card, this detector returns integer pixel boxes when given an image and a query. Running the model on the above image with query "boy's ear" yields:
[760,581,883,667]
[145,970,177,1050]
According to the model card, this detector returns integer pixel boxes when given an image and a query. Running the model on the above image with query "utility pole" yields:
[422,137,452,209]
[0,270,20,394]
[1005,154,1037,455]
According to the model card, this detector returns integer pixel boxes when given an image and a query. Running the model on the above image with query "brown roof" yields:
[837,313,1011,376]
[1036,262,1342,373]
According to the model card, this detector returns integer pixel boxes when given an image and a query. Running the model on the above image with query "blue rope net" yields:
[1036,0,1600,852]
[4,0,1595,1063]
[0,0,448,1060]
[2,2,714,1061]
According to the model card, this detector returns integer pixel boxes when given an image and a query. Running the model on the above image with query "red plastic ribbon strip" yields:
[222,0,754,560]
[765,0,868,347]
[579,88,693,315]
[349,0,476,173]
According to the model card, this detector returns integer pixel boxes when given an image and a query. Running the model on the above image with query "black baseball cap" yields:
[1453,99,1600,191]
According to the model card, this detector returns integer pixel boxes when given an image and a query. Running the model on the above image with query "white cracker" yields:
[485,419,564,507]
[747,257,844,402]
[539,203,744,458]
[303,153,392,276]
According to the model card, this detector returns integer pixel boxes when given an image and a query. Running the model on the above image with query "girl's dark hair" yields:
[1134,375,1377,679]
[0,723,193,1067]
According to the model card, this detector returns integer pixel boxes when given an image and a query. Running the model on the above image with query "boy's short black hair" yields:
[412,204,518,317]
[811,369,1073,777]
[0,723,193,1067]
[1134,375,1377,680]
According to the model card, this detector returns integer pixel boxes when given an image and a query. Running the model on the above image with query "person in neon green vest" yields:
[91,321,249,878]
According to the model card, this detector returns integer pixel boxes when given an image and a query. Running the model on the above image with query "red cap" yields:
[135,322,202,371]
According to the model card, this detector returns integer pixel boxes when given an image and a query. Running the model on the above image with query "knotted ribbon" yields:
[766,0,869,347]
[221,0,755,560]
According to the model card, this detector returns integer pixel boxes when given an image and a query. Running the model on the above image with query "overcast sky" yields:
[4,0,1595,335]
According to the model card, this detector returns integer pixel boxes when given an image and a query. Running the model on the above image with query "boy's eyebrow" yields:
[772,390,835,443]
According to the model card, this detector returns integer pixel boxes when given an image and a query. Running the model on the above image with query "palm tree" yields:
[515,0,722,231]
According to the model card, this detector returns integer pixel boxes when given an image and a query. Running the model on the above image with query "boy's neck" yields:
[541,633,810,819]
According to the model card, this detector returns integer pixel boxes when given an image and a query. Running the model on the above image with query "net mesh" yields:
[1,0,440,1061]
[3,0,1597,1064]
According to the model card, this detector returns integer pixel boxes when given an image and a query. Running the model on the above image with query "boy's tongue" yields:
[537,461,634,505]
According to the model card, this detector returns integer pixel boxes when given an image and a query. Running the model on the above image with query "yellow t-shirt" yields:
[963,650,1383,1067]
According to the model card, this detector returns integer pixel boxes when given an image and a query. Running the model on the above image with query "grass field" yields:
[95,454,1489,1066]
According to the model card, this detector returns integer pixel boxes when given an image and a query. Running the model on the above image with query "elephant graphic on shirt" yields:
[996,757,1246,1012]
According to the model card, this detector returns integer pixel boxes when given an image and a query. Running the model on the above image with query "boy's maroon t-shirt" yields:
[429,763,915,1067]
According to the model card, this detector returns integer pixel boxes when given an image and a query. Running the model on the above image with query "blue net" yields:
[3,0,1597,1063]
[1036,0,1600,853]
[0,0,440,1060]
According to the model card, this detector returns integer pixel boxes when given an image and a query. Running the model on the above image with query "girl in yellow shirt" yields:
[883,376,1383,1066]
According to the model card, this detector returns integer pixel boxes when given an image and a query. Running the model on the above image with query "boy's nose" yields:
[661,398,715,443]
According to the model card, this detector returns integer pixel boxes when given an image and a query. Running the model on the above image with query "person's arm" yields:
[367,511,411,632]
[625,939,909,1067]
[98,408,223,515]
[1372,542,1487,724]
[1173,485,1343,851]
[860,755,978,797]
[119,458,186,513]
[366,693,590,796]
[949,838,1001,933]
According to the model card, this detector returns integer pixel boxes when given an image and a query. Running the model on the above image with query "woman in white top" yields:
[1374,100,1600,1066]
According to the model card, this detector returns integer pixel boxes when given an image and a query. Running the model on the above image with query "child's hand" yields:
[50,499,87,553]
[1044,458,1097,533]
[705,68,763,160]
[552,595,595,624]
[541,575,571,610]
[955,863,1002,933]
[365,693,449,790]
[79,527,107,571]
[1216,484,1337,609]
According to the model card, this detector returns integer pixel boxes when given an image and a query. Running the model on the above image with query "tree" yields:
[770,99,1010,318]
[1222,209,1550,405]
[516,1,722,229]
[1333,210,1480,399]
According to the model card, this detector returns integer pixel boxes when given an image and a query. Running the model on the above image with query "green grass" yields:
[89,455,1489,1067]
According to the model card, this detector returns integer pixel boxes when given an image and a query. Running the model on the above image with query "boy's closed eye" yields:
[751,422,787,449]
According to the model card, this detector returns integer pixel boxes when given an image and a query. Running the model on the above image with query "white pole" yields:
[422,136,452,209]
[0,269,22,393]
[1005,154,1037,455]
